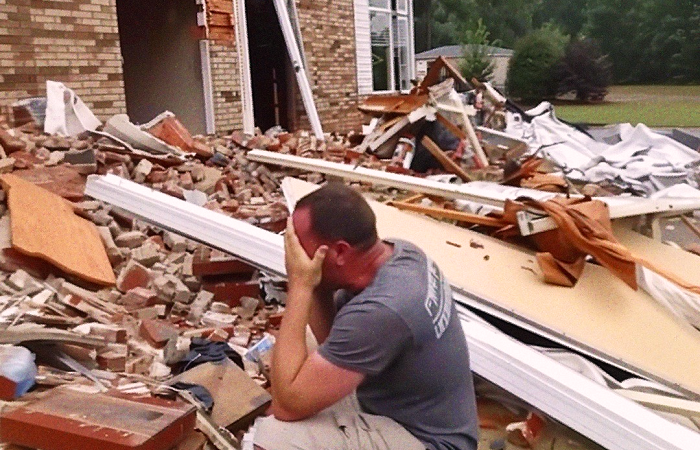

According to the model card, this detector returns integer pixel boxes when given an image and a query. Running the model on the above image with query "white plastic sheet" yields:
[505,103,700,195]
[44,80,101,136]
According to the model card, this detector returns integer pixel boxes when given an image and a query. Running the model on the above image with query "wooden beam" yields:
[436,112,466,139]
[420,136,472,182]
[389,199,505,228]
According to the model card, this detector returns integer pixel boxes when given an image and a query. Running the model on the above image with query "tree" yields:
[583,0,642,83]
[459,19,496,83]
[533,0,588,37]
[471,0,538,48]
[555,38,612,101]
[506,26,568,102]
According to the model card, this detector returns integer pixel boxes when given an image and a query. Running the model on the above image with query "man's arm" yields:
[308,287,335,345]
[271,219,364,421]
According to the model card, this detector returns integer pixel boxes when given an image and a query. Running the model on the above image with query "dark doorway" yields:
[116,0,207,134]
[245,0,290,132]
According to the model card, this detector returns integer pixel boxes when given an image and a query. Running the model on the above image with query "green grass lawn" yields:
[549,85,700,128]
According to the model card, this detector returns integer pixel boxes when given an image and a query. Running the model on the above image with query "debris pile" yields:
[0,70,699,450]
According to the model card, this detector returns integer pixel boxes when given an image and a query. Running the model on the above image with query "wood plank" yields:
[284,177,700,397]
[389,199,505,228]
[0,174,115,286]
[170,360,271,432]
[436,112,467,139]
[421,136,472,182]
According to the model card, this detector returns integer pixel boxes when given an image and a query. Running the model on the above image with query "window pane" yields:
[369,0,390,9]
[371,11,391,91]
[395,0,408,14]
[393,16,410,90]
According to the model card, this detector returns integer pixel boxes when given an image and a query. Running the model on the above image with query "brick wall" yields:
[294,0,365,133]
[209,42,243,134]
[0,0,367,135]
[0,0,125,119]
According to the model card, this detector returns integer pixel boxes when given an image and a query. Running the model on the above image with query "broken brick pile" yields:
[0,118,357,450]
[0,106,634,450]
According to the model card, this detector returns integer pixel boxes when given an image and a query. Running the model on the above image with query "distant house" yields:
[415,45,513,92]
[0,0,417,135]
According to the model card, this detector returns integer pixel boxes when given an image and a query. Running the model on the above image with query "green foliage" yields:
[414,0,700,83]
[459,19,496,83]
[506,26,568,102]
[470,0,538,47]
[554,38,612,101]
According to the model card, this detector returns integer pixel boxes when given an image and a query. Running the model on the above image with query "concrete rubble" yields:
[0,74,699,450]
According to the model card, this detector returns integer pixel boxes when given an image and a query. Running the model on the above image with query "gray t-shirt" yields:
[317,239,479,450]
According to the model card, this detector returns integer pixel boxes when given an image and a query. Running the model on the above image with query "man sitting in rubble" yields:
[253,182,479,450]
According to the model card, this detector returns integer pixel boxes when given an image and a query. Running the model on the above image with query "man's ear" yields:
[331,241,352,265]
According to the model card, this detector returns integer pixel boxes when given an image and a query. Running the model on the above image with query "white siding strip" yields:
[354,0,373,95]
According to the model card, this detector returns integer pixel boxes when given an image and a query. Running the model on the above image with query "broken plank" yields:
[0,327,105,346]
[421,136,472,182]
[0,174,116,286]
[389,199,505,227]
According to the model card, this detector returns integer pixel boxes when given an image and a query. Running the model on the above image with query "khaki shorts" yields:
[253,395,426,450]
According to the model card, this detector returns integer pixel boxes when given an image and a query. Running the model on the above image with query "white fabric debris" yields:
[505,103,700,195]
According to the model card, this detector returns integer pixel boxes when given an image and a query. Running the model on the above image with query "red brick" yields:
[201,277,260,307]
[192,247,256,277]
[121,287,159,310]
[116,260,151,293]
[140,319,179,349]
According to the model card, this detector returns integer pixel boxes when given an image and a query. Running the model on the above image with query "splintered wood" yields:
[0,173,116,286]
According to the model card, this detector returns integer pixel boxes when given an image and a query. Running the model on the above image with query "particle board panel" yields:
[284,177,700,397]
[0,174,115,286]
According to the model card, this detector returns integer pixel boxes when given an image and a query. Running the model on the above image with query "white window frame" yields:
[355,0,414,94]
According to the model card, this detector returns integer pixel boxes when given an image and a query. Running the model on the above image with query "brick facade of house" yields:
[209,43,243,133]
[0,0,125,116]
[0,0,366,134]
[293,0,365,132]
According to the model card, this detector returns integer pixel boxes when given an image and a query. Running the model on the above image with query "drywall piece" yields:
[0,174,116,286]
[282,177,700,397]
[0,387,196,450]
[248,150,700,235]
[272,0,324,141]
[457,305,700,450]
[84,174,285,277]
[170,360,271,432]
[87,173,700,449]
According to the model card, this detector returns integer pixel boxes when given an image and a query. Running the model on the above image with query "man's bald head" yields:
[293,182,378,251]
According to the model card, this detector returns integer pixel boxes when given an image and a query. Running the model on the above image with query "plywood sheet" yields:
[0,174,116,286]
[285,178,700,396]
